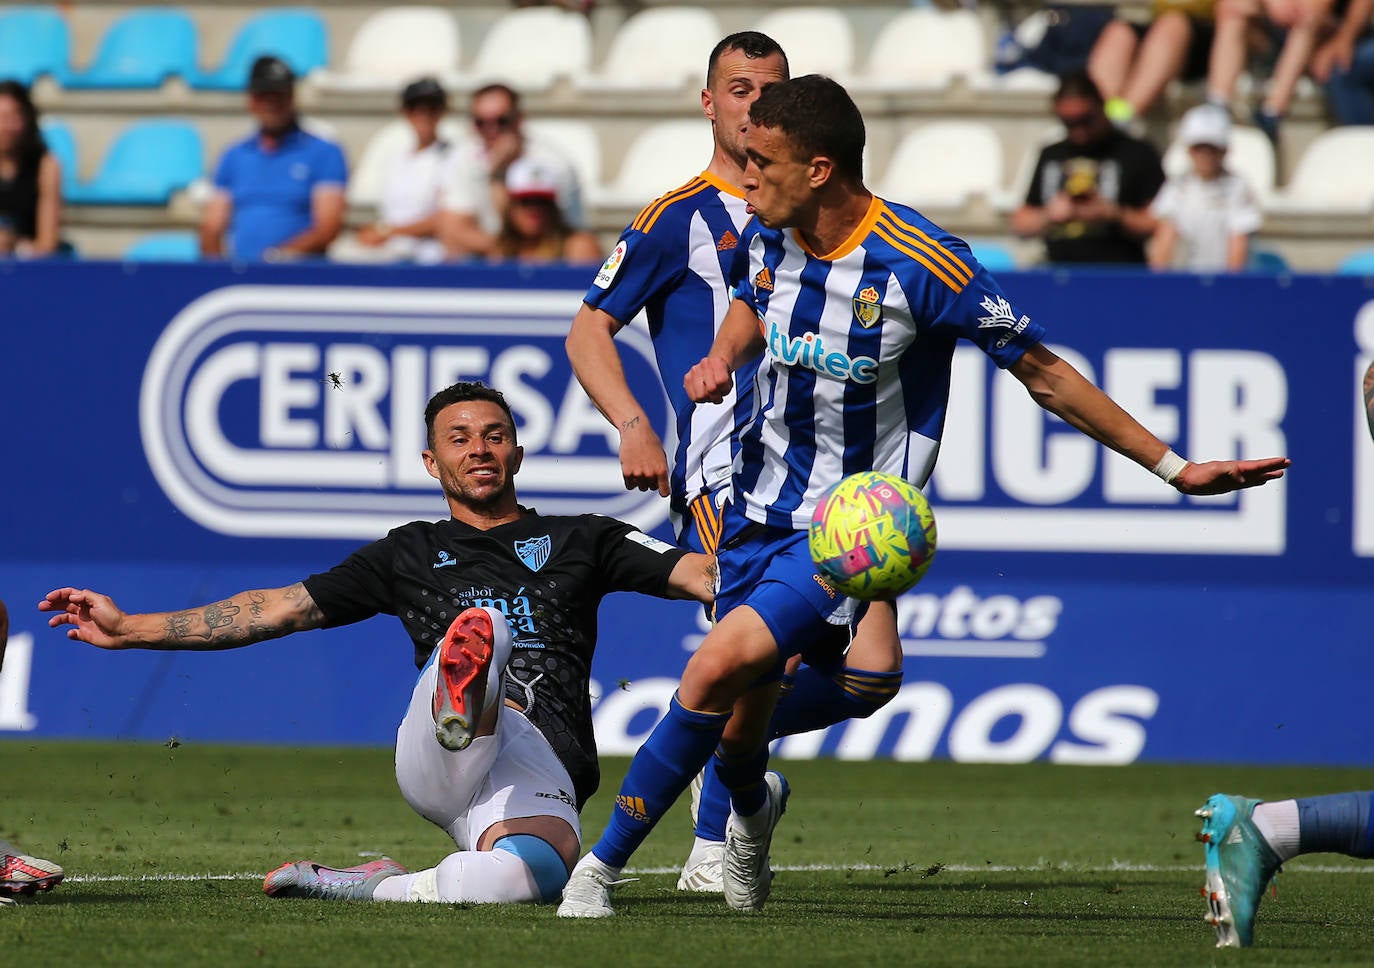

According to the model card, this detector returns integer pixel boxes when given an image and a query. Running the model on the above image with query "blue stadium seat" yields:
[969,240,1018,273]
[0,7,70,86]
[124,231,200,262]
[65,9,198,90]
[66,120,203,206]
[1247,245,1290,274]
[39,120,79,196]
[1338,248,1374,275]
[191,10,327,91]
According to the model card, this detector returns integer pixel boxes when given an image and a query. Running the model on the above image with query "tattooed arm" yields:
[664,553,717,605]
[38,583,326,651]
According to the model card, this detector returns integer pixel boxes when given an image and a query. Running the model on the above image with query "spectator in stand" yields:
[200,56,347,262]
[1149,105,1262,271]
[350,77,451,264]
[1088,1,1219,127]
[489,157,600,265]
[1312,0,1374,124]
[438,83,583,260]
[0,80,62,259]
[1206,0,1333,145]
[1011,72,1165,265]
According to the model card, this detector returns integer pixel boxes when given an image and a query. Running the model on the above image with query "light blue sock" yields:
[591,694,728,869]
[1297,791,1374,858]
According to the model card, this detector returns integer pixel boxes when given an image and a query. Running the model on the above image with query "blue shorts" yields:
[715,501,855,664]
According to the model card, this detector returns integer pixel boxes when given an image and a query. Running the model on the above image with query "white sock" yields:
[683,836,723,868]
[732,798,774,838]
[369,850,543,903]
[578,852,622,878]
[1251,799,1301,861]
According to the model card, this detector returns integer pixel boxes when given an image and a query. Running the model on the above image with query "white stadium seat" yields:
[524,119,602,200]
[1162,125,1277,206]
[448,8,591,92]
[876,122,1004,211]
[316,8,460,91]
[575,7,721,92]
[755,8,855,77]
[591,120,714,208]
[847,9,988,92]
[1267,127,1374,214]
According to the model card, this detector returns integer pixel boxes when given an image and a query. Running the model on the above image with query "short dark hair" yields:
[707,31,789,87]
[748,74,864,178]
[1054,69,1103,105]
[472,82,520,114]
[424,382,517,449]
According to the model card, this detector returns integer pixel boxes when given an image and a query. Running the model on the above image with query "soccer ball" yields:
[809,471,937,600]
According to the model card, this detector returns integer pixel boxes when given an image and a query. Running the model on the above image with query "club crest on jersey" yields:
[514,535,552,572]
[593,240,628,290]
[853,285,883,328]
[753,267,775,292]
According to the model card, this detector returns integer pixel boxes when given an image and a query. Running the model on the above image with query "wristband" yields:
[1151,449,1189,484]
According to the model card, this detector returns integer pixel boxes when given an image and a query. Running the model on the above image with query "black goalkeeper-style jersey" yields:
[302,509,689,808]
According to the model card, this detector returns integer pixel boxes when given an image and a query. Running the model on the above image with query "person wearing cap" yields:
[1149,104,1262,271]
[437,83,584,259]
[489,157,599,264]
[1011,71,1165,264]
[351,77,452,264]
[199,55,348,261]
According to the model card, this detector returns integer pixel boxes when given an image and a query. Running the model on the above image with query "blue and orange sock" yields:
[766,666,903,739]
[591,694,728,869]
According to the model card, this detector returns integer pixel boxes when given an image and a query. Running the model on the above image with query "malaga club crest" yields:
[515,535,552,572]
[853,285,883,328]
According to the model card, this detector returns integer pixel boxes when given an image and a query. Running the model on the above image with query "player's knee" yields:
[493,834,569,903]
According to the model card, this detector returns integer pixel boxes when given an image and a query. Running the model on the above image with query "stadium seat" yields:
[1247,245,1289,273]
[1267,127,1374,214]
[316,8,460,91]
[347,117,464,208]
[591,120,714,208]
[40,120,79,196]
[575,8,721,92]
[0,6,70,86]
[755,8,855,77]
[847,10,988,92]
[524,119,602,203]
[968,239,1018,273]
[448,8,590,91]
[191,10,328,91]
[1163,125,1277,206]
[65,120,203,206]
[65,9,198,90]
[124,231,199,261]
[1338,248,1374,275]
[876,122,1003,211]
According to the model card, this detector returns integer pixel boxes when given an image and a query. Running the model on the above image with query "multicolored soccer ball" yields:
[809,471,937,600]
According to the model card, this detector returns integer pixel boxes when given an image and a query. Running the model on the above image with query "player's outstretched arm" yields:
[664,553,717,605]
[685,298,766,404]
[566,303,671,497]
[39,583,326,652]
[1010,343,1290,496]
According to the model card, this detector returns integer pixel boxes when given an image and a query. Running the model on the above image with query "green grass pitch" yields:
[2,741,1372,965]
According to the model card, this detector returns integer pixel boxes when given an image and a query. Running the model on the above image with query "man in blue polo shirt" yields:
[200,56,347,261]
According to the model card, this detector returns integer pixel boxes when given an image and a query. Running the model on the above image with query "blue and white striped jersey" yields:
[731,196,1046,530]
[583,170,756,531]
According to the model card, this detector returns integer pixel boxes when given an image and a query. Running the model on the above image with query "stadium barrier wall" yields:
[3,260,1372,767]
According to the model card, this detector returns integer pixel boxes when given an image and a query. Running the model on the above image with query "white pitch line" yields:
[65,862,1374,884]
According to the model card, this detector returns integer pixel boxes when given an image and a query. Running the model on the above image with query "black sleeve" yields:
[1120,140,1165,208]
[301,533,398,628]
[589,515,690,597]
[1024,147,1052,207]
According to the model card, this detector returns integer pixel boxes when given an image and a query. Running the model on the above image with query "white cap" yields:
[1179,105,1231,149]
[505,157,560,202]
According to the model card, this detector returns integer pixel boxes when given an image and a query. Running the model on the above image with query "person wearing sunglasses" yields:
[438,83,584,260]
[1011,71,1165,264]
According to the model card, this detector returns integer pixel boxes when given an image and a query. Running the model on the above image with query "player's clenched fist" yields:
[684,356,734,404]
